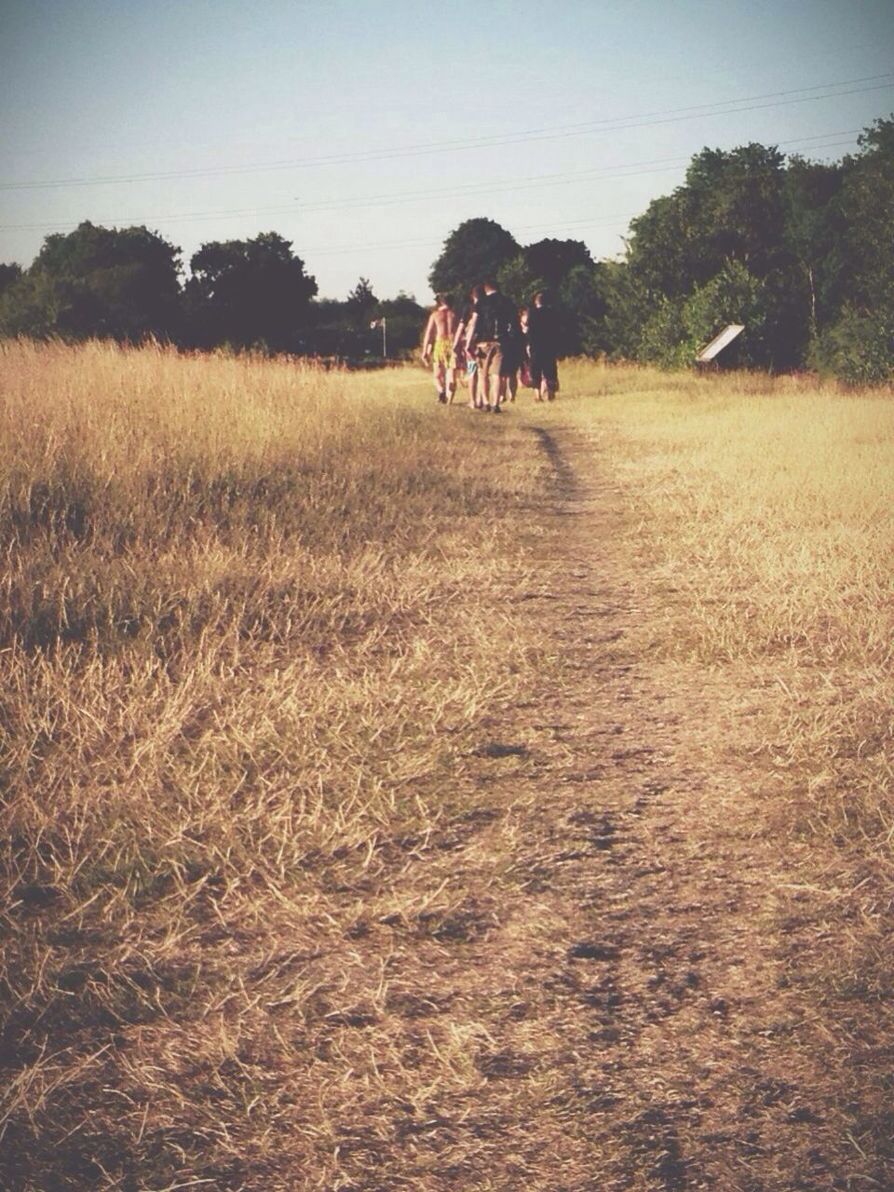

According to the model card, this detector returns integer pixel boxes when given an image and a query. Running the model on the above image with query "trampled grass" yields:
[1,341,892,1188]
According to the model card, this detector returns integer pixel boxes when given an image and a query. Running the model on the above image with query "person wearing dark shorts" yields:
[502,316,524,402]
[526,290,560,402]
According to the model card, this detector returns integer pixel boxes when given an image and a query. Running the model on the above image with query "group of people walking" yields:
[421,281,560,412]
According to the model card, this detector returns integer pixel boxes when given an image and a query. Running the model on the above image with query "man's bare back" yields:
[428,305,457,342]
[422,299,460,403]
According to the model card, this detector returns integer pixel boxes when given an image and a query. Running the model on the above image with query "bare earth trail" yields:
[313,417,881,1192]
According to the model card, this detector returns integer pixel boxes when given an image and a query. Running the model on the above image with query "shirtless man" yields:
[421,295,459,404]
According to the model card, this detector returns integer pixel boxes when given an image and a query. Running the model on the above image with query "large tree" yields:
[523,238,593,291]
[498,238,594,307]
[428,218,519,306]
[617,141,832,368]
[0,222,181,341]
[810,117,894,381]
[627,144,789,301]
[782,156,845,339]
[838,117,894,315]
[185,231,317,351]
[559,262,610,356]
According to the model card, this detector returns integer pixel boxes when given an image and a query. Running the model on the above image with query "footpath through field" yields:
[325,414,886,1191]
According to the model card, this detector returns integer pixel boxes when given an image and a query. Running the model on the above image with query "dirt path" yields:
[311,418,882,1191]
[458,419,850,1191]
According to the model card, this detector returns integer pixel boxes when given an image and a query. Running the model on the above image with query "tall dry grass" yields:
[0,340,547,1188]
[559,359,893,853]
[3,343,892,1187]
[560,360,894,1139]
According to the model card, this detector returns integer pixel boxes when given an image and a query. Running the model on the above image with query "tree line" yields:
[0,226,427,360]
[1,116,891,380]
[429,117,893,383]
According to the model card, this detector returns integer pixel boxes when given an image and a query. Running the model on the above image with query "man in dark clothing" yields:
[526,290,560,401]
[454,285,485,409]
[463,280,521,412]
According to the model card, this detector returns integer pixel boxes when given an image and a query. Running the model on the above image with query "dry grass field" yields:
[1,341,892,1190]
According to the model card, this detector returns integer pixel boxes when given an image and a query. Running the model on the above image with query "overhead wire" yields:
[0,73,890,192]
[0,130,864,234]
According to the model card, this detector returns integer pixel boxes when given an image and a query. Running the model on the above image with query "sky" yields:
[1,0,893,302]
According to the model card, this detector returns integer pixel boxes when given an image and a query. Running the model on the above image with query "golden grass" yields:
[2,342,892,1188]
[558,359,894,850]
[1,340,550,1188]
[559,360,894,1129]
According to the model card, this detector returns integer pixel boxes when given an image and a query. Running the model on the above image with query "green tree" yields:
[597,260,651,361]
[303,290,426,359]
[811,305,893,384]
[637,296,690,368]
[345,277,378,326]
[838,117,894,314]
[0,222,181,341]
[620,142,821,368]
[808,117,894,382]
[627,144,788,300]
[638,261,771,368]
[560,262,609,356]
[429,218,519,307]
[497,253,543,307]
[783,156,844,340]
[185,231,317,351]
[523,238,594,291]
[499,238,598,353]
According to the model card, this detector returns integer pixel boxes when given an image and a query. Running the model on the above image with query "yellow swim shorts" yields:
[433,338,456,369]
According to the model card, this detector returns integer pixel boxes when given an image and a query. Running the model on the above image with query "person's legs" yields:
[433,339,455,402]
[492,345,505,409]
[477,345,494,410]
[544,356,558,401]
[493,372,507,410]
[530,360,544,401]
[475,365,486,408]
[501,343,520,403]
[467,360,479,408]
[431,354,446,400]
[457,347,468,392]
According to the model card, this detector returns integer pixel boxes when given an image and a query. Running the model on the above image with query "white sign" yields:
[696,324,745,363]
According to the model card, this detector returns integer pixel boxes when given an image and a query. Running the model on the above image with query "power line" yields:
[298,214,637,259]
[0,130,862,234]
[295,134,859,215]
[0,74,889,192]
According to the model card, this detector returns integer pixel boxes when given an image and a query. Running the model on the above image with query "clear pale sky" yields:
[2,0,892,301]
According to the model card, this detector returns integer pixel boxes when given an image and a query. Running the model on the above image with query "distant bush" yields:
[811,306,894,385]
